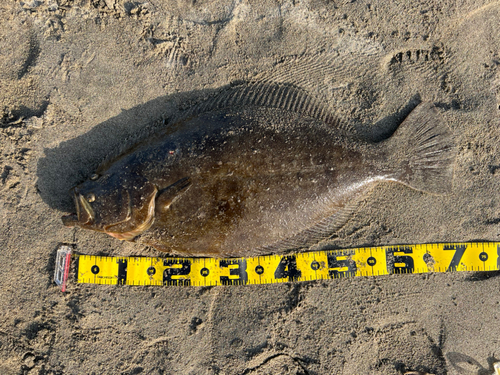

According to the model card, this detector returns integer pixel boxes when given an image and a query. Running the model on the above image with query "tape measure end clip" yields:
[54,245,72,292]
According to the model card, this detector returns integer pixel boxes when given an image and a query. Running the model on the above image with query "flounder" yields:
[62,82,455,257]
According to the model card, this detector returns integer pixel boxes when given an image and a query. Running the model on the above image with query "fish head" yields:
[62,172,158,241]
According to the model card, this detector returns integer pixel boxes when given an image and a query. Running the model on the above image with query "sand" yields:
[1,0,500,374]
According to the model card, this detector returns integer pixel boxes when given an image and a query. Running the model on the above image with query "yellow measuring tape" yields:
[66,242,500,287]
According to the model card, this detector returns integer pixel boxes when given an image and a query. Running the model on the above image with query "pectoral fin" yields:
[156,177,192,212]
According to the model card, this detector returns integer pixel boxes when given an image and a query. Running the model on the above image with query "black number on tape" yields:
[386,246,414,274]
[117,259,127,285]
[444,244,466,272]
[220,259,248,285]
[274,255,302,281]
[163,259,191,286]
[327,251,356,278]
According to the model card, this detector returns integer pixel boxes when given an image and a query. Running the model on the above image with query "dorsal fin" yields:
[173,81,355,134]
[96,81,353,175]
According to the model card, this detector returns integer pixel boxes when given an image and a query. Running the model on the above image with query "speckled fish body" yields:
[62,83,455,257]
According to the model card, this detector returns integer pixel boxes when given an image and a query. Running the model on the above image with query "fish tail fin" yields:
[386,103,456,195]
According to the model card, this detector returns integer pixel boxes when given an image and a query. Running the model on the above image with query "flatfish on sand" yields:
[62,82,456,257]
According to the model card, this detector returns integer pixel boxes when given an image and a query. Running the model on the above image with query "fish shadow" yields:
[36,82,423,213]
[366,93,421,142]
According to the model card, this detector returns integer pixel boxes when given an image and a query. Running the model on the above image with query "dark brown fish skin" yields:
[65,106,391,256]
[143,109,383,256]
[63,100,455,257]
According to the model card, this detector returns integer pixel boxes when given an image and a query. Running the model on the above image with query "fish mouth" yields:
[62,192,95,227]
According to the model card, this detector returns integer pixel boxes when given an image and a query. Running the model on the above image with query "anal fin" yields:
[247,200,363,256]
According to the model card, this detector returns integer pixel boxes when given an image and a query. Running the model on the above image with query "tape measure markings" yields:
[71,242,500,287]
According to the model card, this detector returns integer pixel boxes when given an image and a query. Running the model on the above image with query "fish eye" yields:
[86,193,96,203]
[90,174,99,181]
